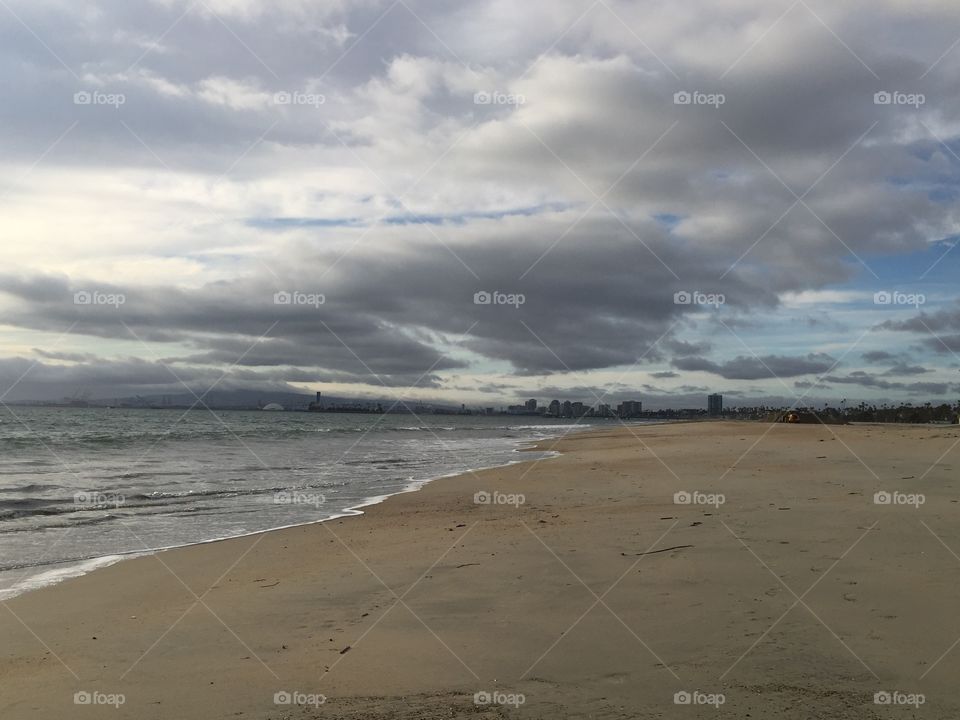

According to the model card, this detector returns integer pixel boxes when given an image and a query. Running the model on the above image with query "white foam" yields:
[0,554,131,601]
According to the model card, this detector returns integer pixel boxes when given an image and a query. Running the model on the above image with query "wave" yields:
[0,475,378,521]
[0,483,65,494]
[343,458,409,465]
[0,419,592,449]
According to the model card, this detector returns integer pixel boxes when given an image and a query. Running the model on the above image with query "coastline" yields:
[0,426,573,602]
[4,420,960,718]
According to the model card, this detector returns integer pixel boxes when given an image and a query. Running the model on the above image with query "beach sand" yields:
[3,420,960,718]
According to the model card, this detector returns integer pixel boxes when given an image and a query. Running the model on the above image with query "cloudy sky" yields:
[1,0,959,407]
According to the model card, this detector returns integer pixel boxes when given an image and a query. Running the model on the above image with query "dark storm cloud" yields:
[920,335,960,353]
[0,211,774,379]
[0,270,464,383]
[0,352,450,402]
[883,362,930,376]
[0,355,291,402]
[794,380,829,390]
[877,303,960,354]
[822,371,955,395]
[879,304,960,334]
[673,353,836,380]
[862,350,897,363]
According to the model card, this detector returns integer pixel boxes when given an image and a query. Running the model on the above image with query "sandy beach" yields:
[3,420,960,718]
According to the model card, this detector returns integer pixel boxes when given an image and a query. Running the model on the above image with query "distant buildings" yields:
[502,397,642,419]
[507,402,534,414]
[308,391,384,414]
[708,393,723,416]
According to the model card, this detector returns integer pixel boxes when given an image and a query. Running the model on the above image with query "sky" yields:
[1,0,959,408]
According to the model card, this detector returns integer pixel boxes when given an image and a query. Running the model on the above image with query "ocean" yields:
[0,407,615,599]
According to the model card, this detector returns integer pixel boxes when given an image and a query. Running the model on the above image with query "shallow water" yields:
[0,407,630,598]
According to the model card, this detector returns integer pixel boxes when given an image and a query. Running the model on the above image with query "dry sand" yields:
[3,420,960,718]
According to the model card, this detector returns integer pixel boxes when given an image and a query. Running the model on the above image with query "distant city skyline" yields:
[10,386,959,417]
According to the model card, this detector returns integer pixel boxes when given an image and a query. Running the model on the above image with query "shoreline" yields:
[0,430,571,602]
[5,419,959,719]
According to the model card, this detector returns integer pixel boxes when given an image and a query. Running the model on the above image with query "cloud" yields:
[862,350,897,362]
[879,303,960,334]
[883,362,930,376]
[1,0,960,403]
[877,303,960,354]
[822,372,955,395]
[673,353,836,380]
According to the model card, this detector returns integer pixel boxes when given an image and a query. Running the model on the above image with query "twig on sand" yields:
[621,544,694,556]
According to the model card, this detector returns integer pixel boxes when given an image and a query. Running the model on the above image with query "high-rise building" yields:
[525,398,537,413]
[548,399,560,417]
[708,393,723,416]
[561,400,572,418]
[617,400,642,418]
[571,401,585,417]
